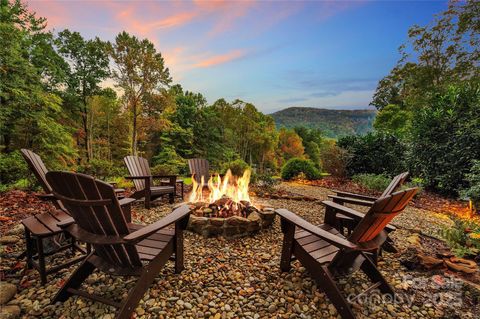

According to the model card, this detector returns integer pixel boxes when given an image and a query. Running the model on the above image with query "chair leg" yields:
[360,253,394,295]
[145,194,151,209]
[317,266,356,319]
[382,237,398,253]
[169,193,175,204]
[174,226,184,274]
[53,256,96,302]
[35,237,47,285]
[24,229,34,269]
[280,221,295,272]
[116,250,171,319]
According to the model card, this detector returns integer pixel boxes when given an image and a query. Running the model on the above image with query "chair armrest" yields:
[275,208,357,250]
[151,175,177,179]
[125,176,151,179]
[333,190,377,201]
[322,200,366,220]
[119,197,136,207]
[324,201,397,232]
[124,205,190,243]
[57,217,75,228]
[65,224,128,245]
[328,195,375,207]
[151,175,176,186]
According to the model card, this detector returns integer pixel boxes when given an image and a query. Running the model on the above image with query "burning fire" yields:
[189,169,252,205]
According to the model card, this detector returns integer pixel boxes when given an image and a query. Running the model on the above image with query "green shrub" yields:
[338,132,407,177]
[281,158,321,180]
[77,159,126,179]
[319,142,349,178]
[402,177,424,196]
[461,160,480,212]
[151,163,179,176]
[409,84,480,196]
[352,174,391,192]
[152,146,188,175]
[222,159,251,177]
[0,151,29,186]
[254,174,280,188]
[442,217,480,258]
[11,178,31,190]
[109,176,133,189]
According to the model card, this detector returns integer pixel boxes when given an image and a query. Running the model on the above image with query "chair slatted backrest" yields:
[349,187,418,244]
[380,172,409,198]
[21,149,51,193]
[20,149,65,210]
[124,156,152,191]
[46,171,142,268]
[188,159,210,184]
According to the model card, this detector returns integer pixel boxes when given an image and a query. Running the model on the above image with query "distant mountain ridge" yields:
[270,107,376,138]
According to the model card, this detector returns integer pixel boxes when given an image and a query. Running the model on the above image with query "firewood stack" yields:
[190,196,259,218]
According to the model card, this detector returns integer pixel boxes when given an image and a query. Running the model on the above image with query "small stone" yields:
[136,307,145,316]
[268,304,277,313]
[0,236,19,245]
[145,299,155,306]
[0,283,17,305]
[0,305,21,319]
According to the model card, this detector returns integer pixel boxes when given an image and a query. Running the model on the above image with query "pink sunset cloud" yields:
[24,0,368,76]
[194,49,248,68]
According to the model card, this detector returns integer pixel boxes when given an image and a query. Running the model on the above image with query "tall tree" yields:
[55,29,110,162]
[109,32,171,155]
[0,0,75,166]
[372,0,480,111]
[277,128,304,163]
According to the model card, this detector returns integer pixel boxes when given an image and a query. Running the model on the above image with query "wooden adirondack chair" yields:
[20,149,135,284]
[277,187,418,319]
[188,158,210,187]
[124,156,177,209]
[328,172,409,207]
[326,172,409,252]
[21,149,125,204]
[45,171,190,319]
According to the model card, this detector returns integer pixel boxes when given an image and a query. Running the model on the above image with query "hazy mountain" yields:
[270,107,376,138]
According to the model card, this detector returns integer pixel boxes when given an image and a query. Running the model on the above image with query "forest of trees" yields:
[1,0,479,204]
[0,0,326,187]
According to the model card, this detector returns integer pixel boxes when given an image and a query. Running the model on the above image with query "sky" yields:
[27,0,448,113]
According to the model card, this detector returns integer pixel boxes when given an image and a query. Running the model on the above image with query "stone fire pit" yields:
[187,204,275,238]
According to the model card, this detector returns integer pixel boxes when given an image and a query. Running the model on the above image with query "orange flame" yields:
[189,169,252,204]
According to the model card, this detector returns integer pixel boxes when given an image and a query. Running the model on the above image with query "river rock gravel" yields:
[0,182,478,318]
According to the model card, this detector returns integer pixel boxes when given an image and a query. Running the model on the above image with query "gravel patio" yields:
[0,182,478,319]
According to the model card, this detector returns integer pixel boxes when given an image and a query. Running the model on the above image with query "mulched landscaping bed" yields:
[0,183,479,318]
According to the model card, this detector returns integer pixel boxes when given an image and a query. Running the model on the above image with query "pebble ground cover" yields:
[0,182,478,318]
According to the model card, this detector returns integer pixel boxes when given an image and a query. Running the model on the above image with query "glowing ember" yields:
[188,169,254,217]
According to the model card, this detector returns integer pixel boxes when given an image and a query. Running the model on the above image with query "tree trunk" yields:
[81,100,90,162]
[106,110,111,162]
[131,101,137,156]
[81,114,90,162]
[88,105,94,160]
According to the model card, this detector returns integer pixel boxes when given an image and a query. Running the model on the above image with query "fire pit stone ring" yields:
[184,169,276,237]
[186,206,275,237]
